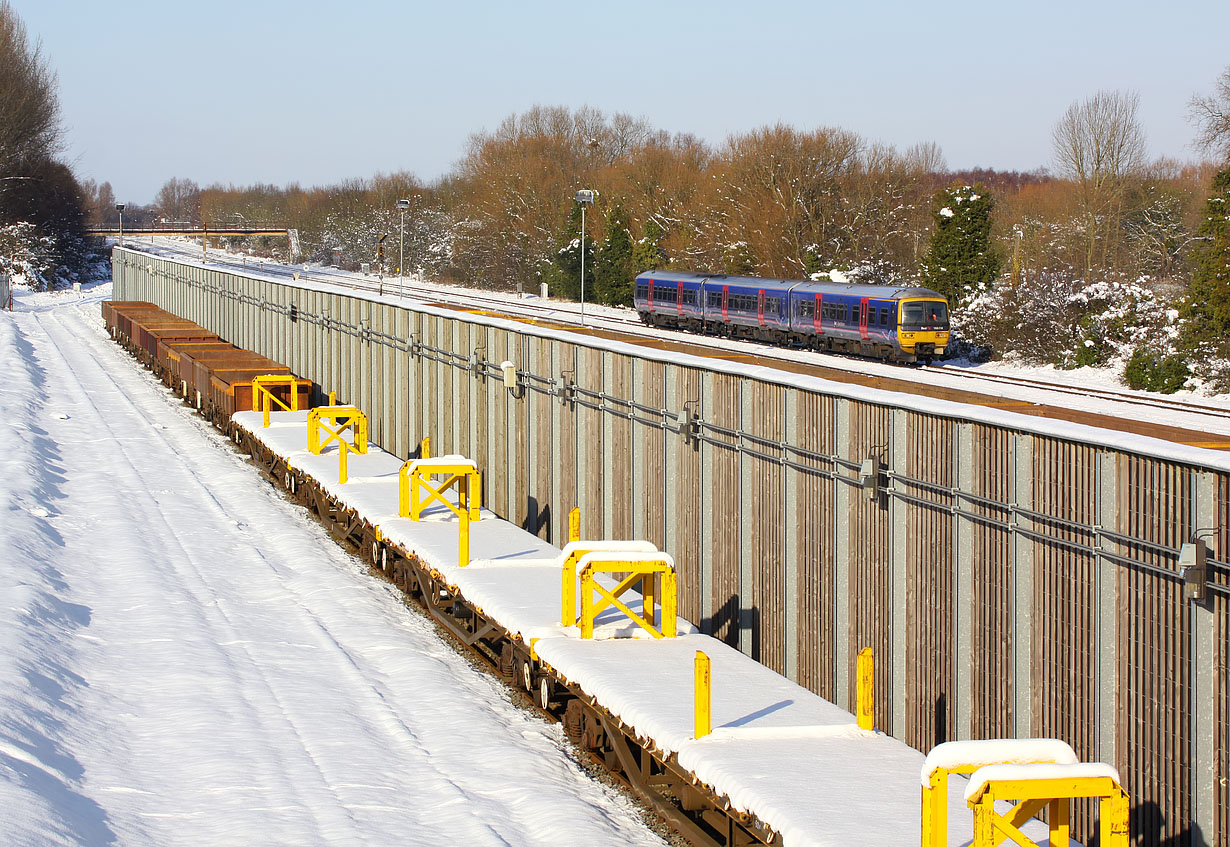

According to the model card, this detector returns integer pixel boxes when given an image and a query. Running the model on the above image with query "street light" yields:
[575,189,595,325]
[116,203,126,247]
[397,198,410,293]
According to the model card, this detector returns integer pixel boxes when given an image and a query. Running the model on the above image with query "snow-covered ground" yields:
[0,282,667,846]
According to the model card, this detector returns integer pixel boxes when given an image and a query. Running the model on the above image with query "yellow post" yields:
[694,650,711,739]
[856,647,874,731]
[1102,789,1130,847]
[421,436,431,459]
[922,768,946,847]
[328,390,336,406]
[568,507,580,543]
[338,441,348,484]
[1050,798,1070,847]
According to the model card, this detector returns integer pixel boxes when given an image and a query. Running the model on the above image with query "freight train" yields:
[633,271,950,364]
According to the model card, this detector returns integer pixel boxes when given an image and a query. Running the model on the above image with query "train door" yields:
[859,297,870,340]
[757,289,766,327]
[677,281,684,317]
[814,293,824,335]
[722,285,729,321]
[648,278,654,312]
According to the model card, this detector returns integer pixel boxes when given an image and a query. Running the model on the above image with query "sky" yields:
[14,0,1230,204]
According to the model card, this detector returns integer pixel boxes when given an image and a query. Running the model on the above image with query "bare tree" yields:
[1051,90,1147,271]
[153,177,201,224]
[1189,65,1230,164]
[96,181,115,222]
[905,141,947,175]
[0,1,61,185]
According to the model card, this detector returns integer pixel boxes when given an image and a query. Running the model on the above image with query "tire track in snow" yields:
[38,303,528,845]
[20,307,358,843]
[7,296,665,847]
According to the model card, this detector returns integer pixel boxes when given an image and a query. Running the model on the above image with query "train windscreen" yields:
[900,300,948,329]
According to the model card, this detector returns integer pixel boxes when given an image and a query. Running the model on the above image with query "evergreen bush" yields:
[1124,348,1190,393]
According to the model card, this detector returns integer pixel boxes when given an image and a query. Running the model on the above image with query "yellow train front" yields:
[895,296,950,363]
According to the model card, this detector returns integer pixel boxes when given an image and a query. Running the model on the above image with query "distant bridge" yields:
[86,226,292,238]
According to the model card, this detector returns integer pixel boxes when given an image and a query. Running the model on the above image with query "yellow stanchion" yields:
[568,507,580,543]
[251,374,300,428]
[576,552,677,639]
[559,540,658,627]
[966,764,1129,847]
[421,436,431,459]
[398,457,481,567]
[694,651,711,739]
[920,739,1078,847]
[306,406,368,485]
[856,647,874,731]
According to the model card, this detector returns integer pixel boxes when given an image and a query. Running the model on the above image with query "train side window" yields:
[879,307,889,325]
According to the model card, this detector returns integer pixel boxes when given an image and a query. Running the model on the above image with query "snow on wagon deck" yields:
[232,409,1051,847]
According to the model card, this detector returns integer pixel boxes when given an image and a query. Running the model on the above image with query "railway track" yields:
[128,238,1230,435]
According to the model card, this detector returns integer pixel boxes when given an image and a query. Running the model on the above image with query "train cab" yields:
[897,298,950,361]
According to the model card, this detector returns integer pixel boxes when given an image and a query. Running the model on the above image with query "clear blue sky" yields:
[15,0,1229,204]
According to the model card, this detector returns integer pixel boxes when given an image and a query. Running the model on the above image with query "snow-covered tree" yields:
[538,200,592,301]
[1180,168,1230,389]
[593,203,634,305]
[921,184,1000,302]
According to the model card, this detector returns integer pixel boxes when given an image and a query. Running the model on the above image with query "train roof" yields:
[635,270,946,301]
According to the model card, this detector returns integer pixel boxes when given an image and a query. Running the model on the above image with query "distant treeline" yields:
[91,84,1230,390]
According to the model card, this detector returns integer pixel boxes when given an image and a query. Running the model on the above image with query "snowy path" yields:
[0,286,665,847]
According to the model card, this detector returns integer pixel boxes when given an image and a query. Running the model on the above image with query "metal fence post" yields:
[738,378,756,654]
[1012,433,1035,738]
[784,388,800,683]
[1095,450,1121,770]
[890,407,910,737]
[955,422,976,739]
[833,396,853,712]
[1192,471,1219,846]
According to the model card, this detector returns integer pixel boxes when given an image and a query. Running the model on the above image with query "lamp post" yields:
[397,198,410,294]
[574,189,594,325]
[116,203,126,247]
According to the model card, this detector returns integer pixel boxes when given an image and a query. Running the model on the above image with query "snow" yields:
[231,409,697,648]
[921,738,1078,785]
[231,406,1057,847]
[0,283,668,847]
[940,207,955,217]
